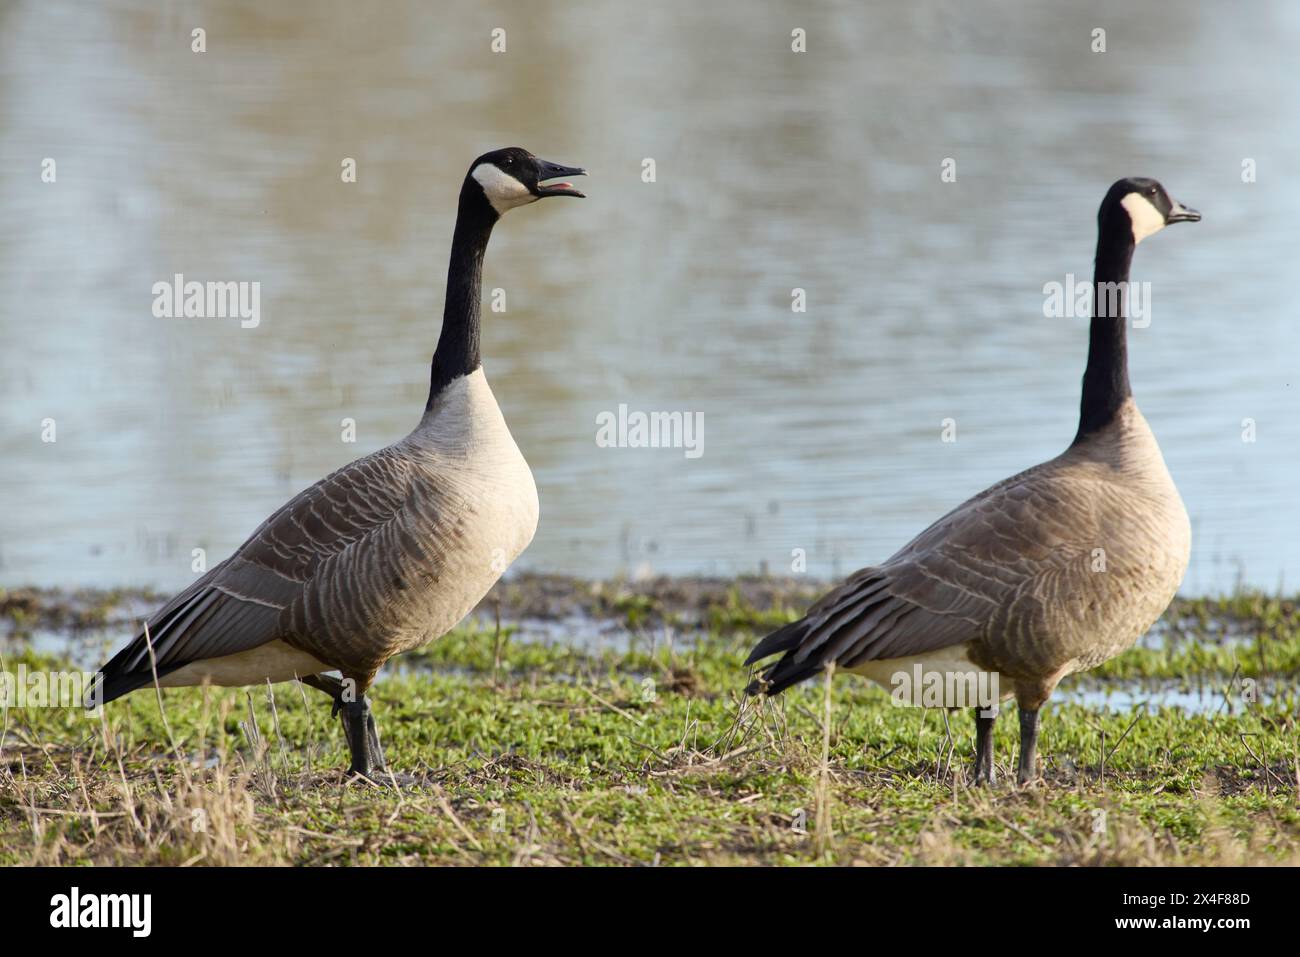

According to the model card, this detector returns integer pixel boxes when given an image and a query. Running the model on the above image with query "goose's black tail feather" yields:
[85,641,184,708]
[744,617,822,696]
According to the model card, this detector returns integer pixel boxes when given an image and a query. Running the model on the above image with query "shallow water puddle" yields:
[1058,679,1289,715]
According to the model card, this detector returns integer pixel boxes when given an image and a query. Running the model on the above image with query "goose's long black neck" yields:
[1073,224,1135,443]
[427,186,497,408]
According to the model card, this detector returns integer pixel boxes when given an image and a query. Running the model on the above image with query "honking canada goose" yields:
[91,147,586,779]
[745,178,1200,785]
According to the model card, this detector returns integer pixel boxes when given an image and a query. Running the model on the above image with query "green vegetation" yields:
[0,580,1297,865]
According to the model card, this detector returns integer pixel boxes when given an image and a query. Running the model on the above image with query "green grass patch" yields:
[2,612,1297,866]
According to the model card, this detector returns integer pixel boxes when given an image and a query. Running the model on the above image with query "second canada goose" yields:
[745,178,1200,785]
[91,147,586,779]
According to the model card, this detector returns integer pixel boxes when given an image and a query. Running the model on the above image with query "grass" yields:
[1,581,1298,866]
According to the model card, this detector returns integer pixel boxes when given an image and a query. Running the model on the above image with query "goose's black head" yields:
[1099,177,1200,246]
[465,147,586,218]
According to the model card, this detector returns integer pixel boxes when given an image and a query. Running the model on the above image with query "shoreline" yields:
[3,572,1296,634]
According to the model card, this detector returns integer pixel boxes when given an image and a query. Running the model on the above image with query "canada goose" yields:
[745,178,1200,786]
[91,147,586,779]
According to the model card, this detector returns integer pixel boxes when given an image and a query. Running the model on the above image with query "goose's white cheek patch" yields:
[472,163,536,214]
[1121,193,1166,244]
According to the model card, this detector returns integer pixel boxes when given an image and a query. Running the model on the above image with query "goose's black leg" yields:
[1017,707,1040,786]
[299,674,385,778]
[362,705,385,774]
[972,708,997,785]
[342,697,386,778]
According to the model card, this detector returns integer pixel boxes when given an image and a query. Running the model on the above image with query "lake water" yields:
[2,0,1298,594]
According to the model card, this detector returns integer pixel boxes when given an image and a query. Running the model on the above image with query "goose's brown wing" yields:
[746,460,1096,694]
[96,447,422,702]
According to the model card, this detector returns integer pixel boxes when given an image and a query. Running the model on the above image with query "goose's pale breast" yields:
[406,370,539,642]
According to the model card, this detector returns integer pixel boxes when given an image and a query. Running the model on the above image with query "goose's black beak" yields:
[534,158,587,198]
[1166,201,1200,224]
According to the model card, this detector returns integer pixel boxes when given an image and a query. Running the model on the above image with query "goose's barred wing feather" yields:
[747,461,1089,694]
[96,447,423,702]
